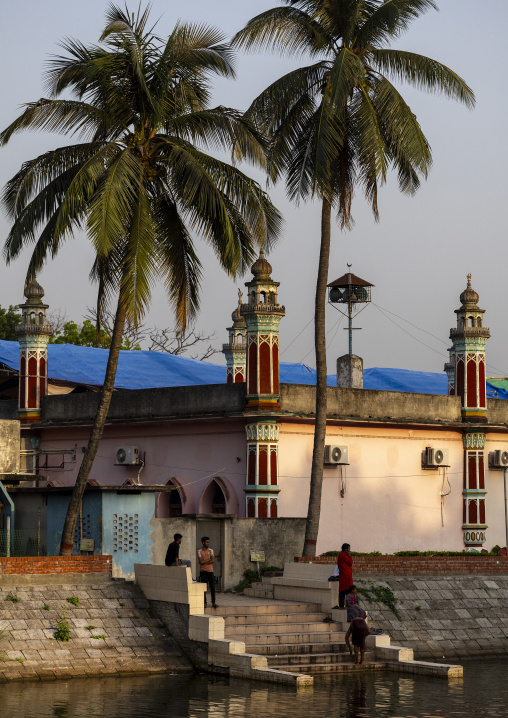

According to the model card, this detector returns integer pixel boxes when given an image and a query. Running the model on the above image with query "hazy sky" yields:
[1,1,507,378]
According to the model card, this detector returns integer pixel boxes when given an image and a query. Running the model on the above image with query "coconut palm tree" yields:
[233,0,474,556]
[1,4,282,555]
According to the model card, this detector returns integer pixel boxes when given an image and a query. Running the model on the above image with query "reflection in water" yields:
[1,658,507,718]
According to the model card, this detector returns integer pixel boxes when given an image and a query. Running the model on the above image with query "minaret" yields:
[449,274,490,421]
[241,251,285,518]
[241,250,285,411]
[222,290,247,384]
[449,275,490,549]
[16,280,53,423]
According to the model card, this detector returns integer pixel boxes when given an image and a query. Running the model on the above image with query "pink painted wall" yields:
[39,420,247,517]
[278,423,508,555]
[39,418,508,555]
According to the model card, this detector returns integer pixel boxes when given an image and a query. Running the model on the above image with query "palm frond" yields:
[355,0,437,47]
[0,99,113,146]
[371,48,475,108]
[154,195,202,331]
[86,148,143,257]
[232,6,332,58]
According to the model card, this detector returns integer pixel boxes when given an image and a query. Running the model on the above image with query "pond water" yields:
[1,658,506,718]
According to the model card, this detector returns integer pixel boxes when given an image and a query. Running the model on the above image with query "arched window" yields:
[260,291,266,304]
[200,479,227,515]
[212,484,226,514]
[468,316,474,327]
[157,480,184,518]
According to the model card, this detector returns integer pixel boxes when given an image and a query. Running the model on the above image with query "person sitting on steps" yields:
[165,533,192,573]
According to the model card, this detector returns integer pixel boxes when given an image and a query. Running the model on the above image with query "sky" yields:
[1,0,507,377]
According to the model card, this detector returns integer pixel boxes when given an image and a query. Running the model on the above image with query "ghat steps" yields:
[206,601,377,674]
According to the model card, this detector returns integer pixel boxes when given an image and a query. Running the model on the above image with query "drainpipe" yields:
[0,480,15,556]
[504,469,508,555]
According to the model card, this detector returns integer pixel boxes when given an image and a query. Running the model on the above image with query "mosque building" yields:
[1,257,508,566]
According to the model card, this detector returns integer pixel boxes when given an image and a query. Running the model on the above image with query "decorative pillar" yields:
[462,432,487,548]
[241,251,285,411]
[222,291,247,384]
[444,347,455,395]
[448,275,490,548]
[245,422,280,518]
[16,280,53,424]
[449,274,490,421]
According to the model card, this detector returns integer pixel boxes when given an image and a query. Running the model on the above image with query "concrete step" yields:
[246,641,348,656]
[243,587,274,599]
[223,612,328,627]
[236,631,346,646]
[206,603,321,617]
[269,660,384,675]
[266,650,353,666]
[225,621,342,637]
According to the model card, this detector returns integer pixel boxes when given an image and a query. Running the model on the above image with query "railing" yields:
[0,529,50,557]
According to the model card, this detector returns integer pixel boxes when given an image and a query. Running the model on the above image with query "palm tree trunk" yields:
[302,197,331,557]
[59,292,127,555]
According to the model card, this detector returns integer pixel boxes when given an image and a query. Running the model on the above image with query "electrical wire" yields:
[373,304,449,359]
[92,452,463,482]
[374,301,508,378]
[440,466,452,527]
[280,316,314,357]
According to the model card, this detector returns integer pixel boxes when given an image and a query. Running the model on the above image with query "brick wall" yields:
[294,555,508,574]
[0,556,112,575]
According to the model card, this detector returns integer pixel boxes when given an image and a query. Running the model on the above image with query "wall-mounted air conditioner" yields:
[490,450,508,468]
[423,447,449,468]
[324,445,349,465]
[115,446,140,465]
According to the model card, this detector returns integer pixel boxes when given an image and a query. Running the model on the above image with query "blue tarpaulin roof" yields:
[0,339,506,398]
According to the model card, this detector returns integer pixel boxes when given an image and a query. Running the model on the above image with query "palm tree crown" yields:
[2,3,282,329]
[234,0,474,226]
[1,4,282,555]
[234,0,475,556]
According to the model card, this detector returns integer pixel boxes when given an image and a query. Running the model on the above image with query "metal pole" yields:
[504,469,508,554]
[37,507,41,557]
[6,515,10,558]
[348,301,353,355]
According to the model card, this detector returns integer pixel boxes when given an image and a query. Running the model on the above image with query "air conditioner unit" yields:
[423,447,449,468]
[324,445,349,465]
[491,450,508,468]
[115,446,140,465]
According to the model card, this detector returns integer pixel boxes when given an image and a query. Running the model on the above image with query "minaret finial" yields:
[467,273,472,287]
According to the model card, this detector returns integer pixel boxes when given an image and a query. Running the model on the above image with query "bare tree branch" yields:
[148,327,220,360]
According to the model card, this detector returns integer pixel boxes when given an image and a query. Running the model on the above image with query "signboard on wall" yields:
[80,539,94,552]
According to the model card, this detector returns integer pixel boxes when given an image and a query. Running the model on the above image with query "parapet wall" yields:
[294,555,508,574]
[281,384,463,424]
[40,384,246,425]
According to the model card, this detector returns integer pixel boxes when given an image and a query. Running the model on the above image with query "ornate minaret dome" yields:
[222,290,247,384]
[449,273,490,419]
[16,279,53,423]
[241,249,285,410]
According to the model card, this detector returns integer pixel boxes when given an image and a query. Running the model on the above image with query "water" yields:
[1,658,507,718]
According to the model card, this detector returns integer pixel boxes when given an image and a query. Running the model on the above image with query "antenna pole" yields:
[348,300,353,355]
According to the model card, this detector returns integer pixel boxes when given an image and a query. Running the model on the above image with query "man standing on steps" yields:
[198,536,218,608]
